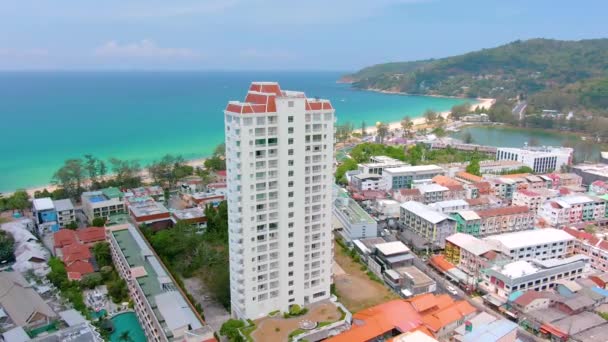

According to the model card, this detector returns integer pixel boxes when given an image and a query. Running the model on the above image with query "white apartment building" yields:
[480,255,590,299]
[538,194,607,227]
[333,196,377,241]
[224,82,334,320]
[53,199,75,228]
[496,146,573,173]
[350,173,383,192]
[382,165,445,190]
[358,156,408,175]
[483,228,575,261]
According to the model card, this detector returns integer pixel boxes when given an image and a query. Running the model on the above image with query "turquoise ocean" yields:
[0,71,469,192]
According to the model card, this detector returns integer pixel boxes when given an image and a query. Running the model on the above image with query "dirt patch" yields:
[333,240,398,313]
[250,301,341,342]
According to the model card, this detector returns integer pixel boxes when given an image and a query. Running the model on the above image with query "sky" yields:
[1,0,607,71]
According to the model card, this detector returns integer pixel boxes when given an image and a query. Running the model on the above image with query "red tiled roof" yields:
[432,175,462,187]
[53,229,77,248]
[76,227,105,244]
[476,206,529,218]
[446,184,464,191]
[63,244,91,263]
[66,260,94,279]
[465,197,489,206]
[399,188,421,196]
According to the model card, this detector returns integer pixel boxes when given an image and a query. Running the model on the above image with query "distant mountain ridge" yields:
[344,38,608,106]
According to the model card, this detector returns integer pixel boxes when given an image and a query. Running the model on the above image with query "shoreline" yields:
[353,97,495,135]
[3,157,210,197]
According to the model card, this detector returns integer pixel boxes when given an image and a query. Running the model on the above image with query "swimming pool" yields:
[109,312,146,342]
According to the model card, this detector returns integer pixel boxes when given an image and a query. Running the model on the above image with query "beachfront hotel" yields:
[106,224,214,341]
[224,82,335,319]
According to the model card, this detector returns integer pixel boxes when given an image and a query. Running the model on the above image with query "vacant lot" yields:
[333,240,398,313]
[250,300,341,342]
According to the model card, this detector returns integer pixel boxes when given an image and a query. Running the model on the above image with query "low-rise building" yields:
[32,198,58,234]
[81,187,126,223]
[539,194,607,227]
[488,178,516,200]
[476,206,533,237]
[126,186,165,202]
[414,183,450,204]
[374,241,414,270]
[429,199,469,214]
[480,255,590,300]
[483,228,575,261]
[589,180,608,195]
[384,265,436,298]
[512,188,558,214]
[127,196,172,228]
[373,199,401,219]
[358,156,408,175]
[106,224,214,342]
[464,196,504,211]
[382,165,445,190]
[509,290,556,314]
[445,233,498,278]
[0,271,57,328]
[400,201,456,249]
[571,163,608,186]
[333,196,378,241]
[546,172,583,188]
[53,199,75,228]
[350,173,383,192]
[451,210,481,236]
[564,227,608,272]
[496,146,573,173]
[171,207,207,230]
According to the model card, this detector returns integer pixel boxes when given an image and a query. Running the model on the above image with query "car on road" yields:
[446,285,458,296]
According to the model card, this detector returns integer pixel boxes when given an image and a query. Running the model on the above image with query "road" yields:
[512,101,527,121]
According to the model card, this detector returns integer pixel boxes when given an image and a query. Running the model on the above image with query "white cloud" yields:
[94,40,202,59]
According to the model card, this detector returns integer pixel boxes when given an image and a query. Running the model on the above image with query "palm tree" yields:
[401,117,413,137]
[376,122,389,144]
[119,331,132,342]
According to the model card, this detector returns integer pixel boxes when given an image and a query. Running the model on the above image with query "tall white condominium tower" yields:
[224,82,335,320]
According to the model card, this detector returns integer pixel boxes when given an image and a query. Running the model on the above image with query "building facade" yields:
[476,206,534,237]
[480,255,589,299]
[400,201,456,248]
[483,228,575,261]
[496,146,573,173]
[539,195,607,227]
[81,187,126,223]
[382,165,445,190]
[224,82,334,319]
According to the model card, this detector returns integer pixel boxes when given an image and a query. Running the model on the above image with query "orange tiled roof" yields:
[429,255,455,273]
[456,172,482,183]
[75,227,106,244]
[432,175,462,187]
[66,260,94,280]
[326,300,422,342]
[53,229,77,248]
[421,301,476,332]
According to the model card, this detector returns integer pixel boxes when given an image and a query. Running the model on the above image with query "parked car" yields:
[447,285,458,296]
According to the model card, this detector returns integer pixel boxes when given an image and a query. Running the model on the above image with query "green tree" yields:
[34,189,52,199]
[80,272,103,289]
[5,190,29,213]
[107,278,129,303]
[466,158,481,176]
[65,221,78,230]
[450,103,471,120]
[360,120,367,136]
[92,242,112,267]
[423,109,438,125]
[92,217,106,227]
[109,158,142,187]
[52,159,85,198]
[335,158,358,184]
[0,231,15,263]
[220,319,245,341]
[401,116,413,137]
[376,122,389,143]
[84,154,99,183]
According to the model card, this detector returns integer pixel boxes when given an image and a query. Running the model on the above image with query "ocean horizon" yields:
[0,71,469,192]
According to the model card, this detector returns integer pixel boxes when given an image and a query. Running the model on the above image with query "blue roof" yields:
[591,286,608,297]
[463,319,518,341]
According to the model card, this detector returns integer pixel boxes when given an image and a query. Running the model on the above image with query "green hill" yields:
[345,38,608,110]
